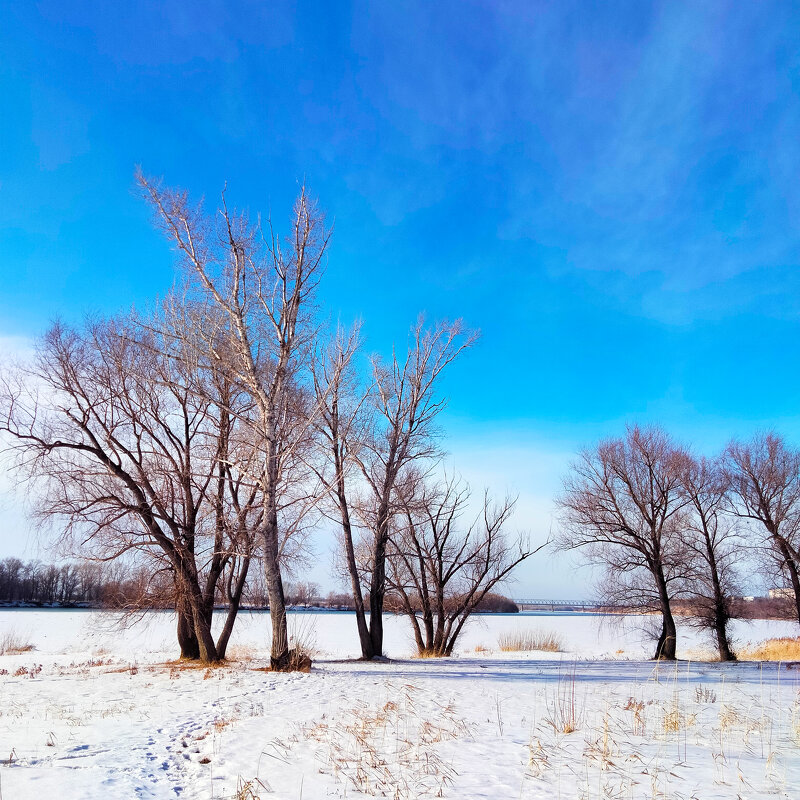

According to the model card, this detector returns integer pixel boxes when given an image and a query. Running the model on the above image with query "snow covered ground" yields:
[1,609,799,799]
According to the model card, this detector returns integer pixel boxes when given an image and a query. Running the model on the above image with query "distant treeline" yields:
[0,558,155,607]
[0,560,522,613]
[675,596,795,621]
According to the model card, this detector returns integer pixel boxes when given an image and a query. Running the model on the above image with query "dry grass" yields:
[661,701,695,734]
[168,656,239,670]
[226,644,259,662]
[544,665,582,734]
[738,636,800,661]
[415,648,446,659]
[297,684,468,798]
[234,776,270,799]
[0,629,35,655]
[497,628,564,653]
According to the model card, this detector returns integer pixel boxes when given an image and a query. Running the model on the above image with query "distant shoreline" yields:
[0,603,793,621]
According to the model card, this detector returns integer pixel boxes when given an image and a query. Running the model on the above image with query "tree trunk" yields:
[775,536,800,626]
[334,443,373,659]
[714,613,735,662]
[215,557,251,660]
[175,560,220,664]
[654,571,677,660]
[263,508,290,669]
[368,494,393,658]
[704,535,735,661]
[177,592,200,660]
[408,608,425,655]
[190,599,219,663]
[368,584,384,658]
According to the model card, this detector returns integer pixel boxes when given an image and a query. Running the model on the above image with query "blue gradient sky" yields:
[1,2,799,596]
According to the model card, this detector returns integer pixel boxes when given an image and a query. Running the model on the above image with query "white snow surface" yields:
[1,609,800,799]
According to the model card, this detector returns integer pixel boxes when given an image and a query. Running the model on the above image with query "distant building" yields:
[768,587,795,600]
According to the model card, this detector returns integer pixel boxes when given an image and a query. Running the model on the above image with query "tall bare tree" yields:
[724,432,800,626]
[310,325,373,654]
[138,173,327,669]
[313,319,475,659]
[388,473,537,656]
[678,454,739,661]
[556,425,690,660]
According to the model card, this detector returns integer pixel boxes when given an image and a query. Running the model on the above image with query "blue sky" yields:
[1,1,799,595]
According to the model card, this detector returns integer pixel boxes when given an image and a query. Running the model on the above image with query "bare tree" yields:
[387,473,537,656]
[309,325,373,655]
[678,454,739,661]
[312,319,475,659]
[0,316,255,662]
[138,173,327,670]
[724,432,800,626]
[555,425,690,660]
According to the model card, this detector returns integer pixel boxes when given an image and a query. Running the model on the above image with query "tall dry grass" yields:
[0,629,35,655]
[738,637,800,661]
[497,629,564,652]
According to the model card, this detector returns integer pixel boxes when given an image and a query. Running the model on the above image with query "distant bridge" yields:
[513,598,612,612]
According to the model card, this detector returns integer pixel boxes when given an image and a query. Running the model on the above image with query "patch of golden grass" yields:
[498,629,564,653]
[0,630,35,655]
[415,648,445,659]
[739,637,800,661]
[7,643,34,654]
[474,644,490,653]
[163,658,228,669]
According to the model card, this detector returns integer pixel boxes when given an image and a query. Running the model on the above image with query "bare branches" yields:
[387,472,539,656]
[138,172,328,669]
[724,432,800,625]
[677,454,740,660]
[555,425,689,660]
[0,308,267,663]
[312,316,476,659]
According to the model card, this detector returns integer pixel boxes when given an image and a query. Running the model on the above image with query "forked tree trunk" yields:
[175,562,220,664]
[190,603,219,663]
[654,571,677,660]
[703,532,735,661]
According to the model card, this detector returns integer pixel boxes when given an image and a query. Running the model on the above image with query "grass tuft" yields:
[235,776,270,799]
[498,629,564,653]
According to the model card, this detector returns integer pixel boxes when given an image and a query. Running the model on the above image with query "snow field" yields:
[1,610,799,799]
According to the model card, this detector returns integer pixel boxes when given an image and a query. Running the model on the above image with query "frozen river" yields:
[1,606,797,661]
